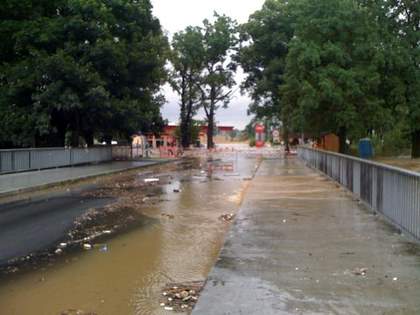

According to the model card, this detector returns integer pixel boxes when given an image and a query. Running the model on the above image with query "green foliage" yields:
[168,13,238,149]
[282,0,388,144]
[238,0,293,120]
[240,0,419,156]
[372,124,412,156]
[370,0,420,157]
[0,0,168,148]
[169,26,204,148]
[249,138,256,147]
[198,13,238,148]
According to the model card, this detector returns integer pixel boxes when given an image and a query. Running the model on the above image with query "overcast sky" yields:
[151,0,266,130]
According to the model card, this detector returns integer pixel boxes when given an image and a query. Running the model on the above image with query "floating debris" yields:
[99,244,108,252]
[219,213,235,222]
[83,244,92,250]
[144,178,160,183]
[159,281,204,312]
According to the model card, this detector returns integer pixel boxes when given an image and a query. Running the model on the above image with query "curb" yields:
[0,159,176,200]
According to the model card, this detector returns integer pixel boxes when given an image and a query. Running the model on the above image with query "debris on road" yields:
[219,213,235,222]
[144,178,160,183]
[161,213,175,219]
[159,281,204,312]
[352,267,368,276]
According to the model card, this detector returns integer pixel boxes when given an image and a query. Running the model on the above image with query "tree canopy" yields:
[240,0,420,156]
[169,26,204,148]
[0,0,168,148]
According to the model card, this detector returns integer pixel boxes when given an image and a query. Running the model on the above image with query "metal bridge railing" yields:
[298,146,420,241]
[0,146,113,174]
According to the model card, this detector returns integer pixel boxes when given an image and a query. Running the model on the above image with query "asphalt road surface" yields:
[0,191,111,266]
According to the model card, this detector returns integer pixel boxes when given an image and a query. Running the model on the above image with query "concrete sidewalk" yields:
[0,160,160,197]
[193,158,420,315]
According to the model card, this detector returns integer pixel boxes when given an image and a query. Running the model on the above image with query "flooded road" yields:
[0,154,259,315]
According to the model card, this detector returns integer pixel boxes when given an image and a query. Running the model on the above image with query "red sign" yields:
[255,124,265,133]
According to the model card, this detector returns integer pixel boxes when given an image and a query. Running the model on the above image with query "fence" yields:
[298,147,420,241]
[0,146,115,174]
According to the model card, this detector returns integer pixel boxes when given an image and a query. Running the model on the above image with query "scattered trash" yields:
[161,213,175,219]
[142,197,150,202]
[55,248,63,255]
[59,242,68,248]
[144,178,159,183]
[352,267,368,276]
[282,219,287,223]
[393,277,398,281]
[219,213,235,222]
[159,281,204,312]
[83,244,92,250]
[173,189,180,193]
[103,230,112,235]
[99,245,108,253]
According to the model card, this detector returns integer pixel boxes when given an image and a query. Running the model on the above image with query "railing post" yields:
[11,150,15,171]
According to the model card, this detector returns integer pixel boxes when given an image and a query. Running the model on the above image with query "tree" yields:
[198,13,238,149]
[362,0,420,157]
[281,0,388,153]
[238,0,294,148]
[169,26,204,148]
[0,0,168,148]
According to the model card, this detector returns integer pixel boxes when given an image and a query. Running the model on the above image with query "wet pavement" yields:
[0,160,159,196]
[193,157,420,315]
[0,154,258,315]
[0,193,112,266]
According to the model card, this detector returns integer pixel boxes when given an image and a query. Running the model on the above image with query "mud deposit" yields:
[0,154,258,315]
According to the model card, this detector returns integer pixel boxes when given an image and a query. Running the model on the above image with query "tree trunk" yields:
[181,119,190,148]
[103,135,112,146]
[207,113,214,149]
[338,126,347,154]
[84,131,94,147]
[283,127,290,152]
[412,130,420,158]
[70,131,80,147]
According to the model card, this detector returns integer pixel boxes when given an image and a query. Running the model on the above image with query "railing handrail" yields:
[299,146,420,178]
[0,145,119,153]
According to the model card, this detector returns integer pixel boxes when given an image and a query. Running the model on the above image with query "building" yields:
[144,124,234,149]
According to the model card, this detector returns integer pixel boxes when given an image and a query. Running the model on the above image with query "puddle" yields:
[0,154,257,315]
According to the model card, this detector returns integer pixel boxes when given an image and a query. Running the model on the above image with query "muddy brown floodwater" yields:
[0,154,258,315]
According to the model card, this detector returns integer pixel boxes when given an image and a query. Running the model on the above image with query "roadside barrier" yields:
[298,146,420,241]
[0,146,119,174]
